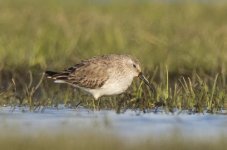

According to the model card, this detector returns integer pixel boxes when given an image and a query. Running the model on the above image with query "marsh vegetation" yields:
[0,0,227,149]
[0,0,227,113]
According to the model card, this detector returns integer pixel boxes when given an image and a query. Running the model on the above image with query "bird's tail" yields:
[45,71,60,79]
[45,70,70,83]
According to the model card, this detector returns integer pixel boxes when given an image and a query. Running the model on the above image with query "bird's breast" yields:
[100,75,134,96]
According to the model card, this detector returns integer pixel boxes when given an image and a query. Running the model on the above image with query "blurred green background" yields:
[0,0,227,111]
[1,0,227,73]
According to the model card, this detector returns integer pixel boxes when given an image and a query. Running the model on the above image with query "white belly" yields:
[87,76,134,99]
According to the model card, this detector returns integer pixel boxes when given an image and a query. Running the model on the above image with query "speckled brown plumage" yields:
[46,55,112,89]
[45,54,154,100]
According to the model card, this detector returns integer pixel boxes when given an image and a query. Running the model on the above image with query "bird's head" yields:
[127,56,156,94]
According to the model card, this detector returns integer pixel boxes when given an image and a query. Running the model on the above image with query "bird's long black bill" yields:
[139,73,156,95]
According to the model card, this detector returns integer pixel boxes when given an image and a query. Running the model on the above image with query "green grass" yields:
[0,0,227,112]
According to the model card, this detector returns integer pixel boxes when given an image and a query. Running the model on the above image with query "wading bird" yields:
[45,54,155,101]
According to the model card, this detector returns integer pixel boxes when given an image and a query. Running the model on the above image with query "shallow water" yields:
[0,106,227,141]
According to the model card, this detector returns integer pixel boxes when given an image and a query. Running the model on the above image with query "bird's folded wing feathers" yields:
[54,60,110,89]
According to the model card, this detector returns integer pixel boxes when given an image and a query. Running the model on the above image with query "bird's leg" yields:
[73,89,83,109]
[116,97,125,114]
[97,98,102,111]
[92,98,96,111]
[75,100,82,108]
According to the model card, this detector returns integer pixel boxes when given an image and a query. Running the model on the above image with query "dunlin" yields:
[45,54,155,100]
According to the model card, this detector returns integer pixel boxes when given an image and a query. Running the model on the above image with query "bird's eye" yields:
[133,64,136,68]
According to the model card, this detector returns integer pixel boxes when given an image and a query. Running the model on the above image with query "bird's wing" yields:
[52,57,110,89]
